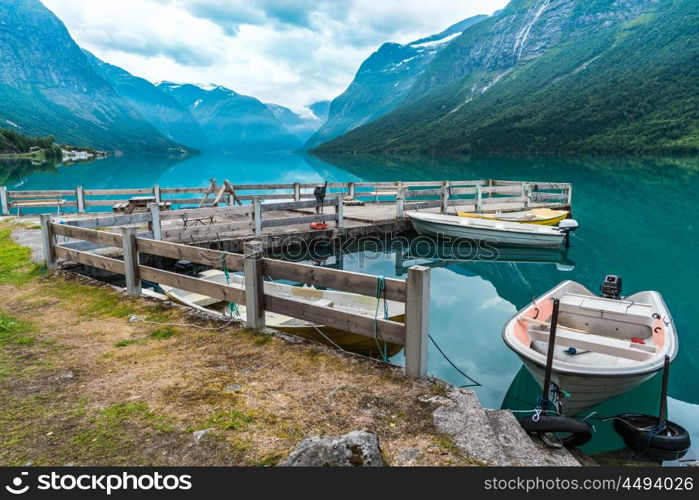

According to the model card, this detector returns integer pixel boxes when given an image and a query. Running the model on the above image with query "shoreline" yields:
[0,216,588,466]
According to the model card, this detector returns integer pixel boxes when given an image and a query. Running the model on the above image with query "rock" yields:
[432,389,582,466]
[280,430,384,467]
[223,384,242,393]
[192,428,214,444]
[417,394,451,407]
[433,388,505,466]
[395,448,421,465]
[485,409,580,466]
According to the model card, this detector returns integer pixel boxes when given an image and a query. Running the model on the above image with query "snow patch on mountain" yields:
[410,32,462,49]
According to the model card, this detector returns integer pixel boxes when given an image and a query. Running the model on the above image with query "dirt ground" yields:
[0,219,475,466]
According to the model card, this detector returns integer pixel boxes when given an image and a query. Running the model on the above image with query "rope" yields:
[220,251,241,320]
[428,334,481,387]
[310,324,345,352]
[373,276,389,361]
[128,314,235,331]
[423,331,572,419]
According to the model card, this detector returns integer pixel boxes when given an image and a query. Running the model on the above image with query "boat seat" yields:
[559,292,654,330]
[528,325,656,362]
[179,291,221,307]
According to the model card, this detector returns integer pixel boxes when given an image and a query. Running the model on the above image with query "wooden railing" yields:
[56,197,344,244]
[1,179,572,216]
[40,214,430,378]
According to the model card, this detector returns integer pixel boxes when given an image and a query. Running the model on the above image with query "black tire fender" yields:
[519,416,593,448]
[613,413,690,459]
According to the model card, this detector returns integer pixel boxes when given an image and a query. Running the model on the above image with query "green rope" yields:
[373,275,389,361]
[221,251,240,319]
[221,252,231,282]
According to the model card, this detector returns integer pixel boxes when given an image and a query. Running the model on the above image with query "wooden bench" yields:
[367,189,398,204]
[526,322,656,361]
[13,199,66,215]
[113,200,171,214]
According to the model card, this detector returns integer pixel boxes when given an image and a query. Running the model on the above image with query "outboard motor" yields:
[558,218,579,247]
[313,181,328,214]
[311,181,329,230]
[174,260,196,276]
[600,274,622,299]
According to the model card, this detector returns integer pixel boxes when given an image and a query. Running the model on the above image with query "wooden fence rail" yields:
[52,197,345,244]
[2,179,572,217]
[41,215,429,378]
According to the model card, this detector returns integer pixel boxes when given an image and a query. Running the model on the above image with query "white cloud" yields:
[41,0,509,112]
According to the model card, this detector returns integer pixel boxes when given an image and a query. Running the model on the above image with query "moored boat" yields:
[502,277,678,416]
[457,208,569,226]
[407,211,577,248]
[160,269,405,357]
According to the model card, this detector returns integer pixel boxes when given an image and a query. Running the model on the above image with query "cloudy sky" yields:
[41,0,509,114]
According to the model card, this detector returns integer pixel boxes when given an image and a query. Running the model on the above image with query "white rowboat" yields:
[160,269,405,357]
[502,280,678,416]
[407,211,574,248]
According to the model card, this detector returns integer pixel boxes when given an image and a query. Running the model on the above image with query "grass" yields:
[150,327,178,340]
[114,339,141,348]
[0,220,475,466]
[42,280,137,318]
[205,409,255,431]
[0,227,45,285]
[0,311,36,380]
[67,402,176,463]
[0,312,35,347]
[113,326,178,347]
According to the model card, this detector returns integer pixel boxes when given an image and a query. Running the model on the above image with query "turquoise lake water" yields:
[3,152,698,460]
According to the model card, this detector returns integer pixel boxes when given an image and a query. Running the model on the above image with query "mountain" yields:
[0,0,182,153]
[157,83,302,152]
[315,0,699,155]
[265,103,322,142]
[309,100,332,122]
[83,51,209,151]
[304,15,488,149]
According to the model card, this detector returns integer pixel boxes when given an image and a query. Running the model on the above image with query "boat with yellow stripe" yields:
[457,208,569,226]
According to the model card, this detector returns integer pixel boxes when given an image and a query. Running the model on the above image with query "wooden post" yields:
[476,184,483,214]
[121,227,141,296]
[244,240,265,329]
[523,182,531,209]
[441,181,450,215]
[39,214,57,270]
[153,184,161,204]
[0,186,8,216]
[396,184,405,218]
[76,185,85,213]
[335,196,344,228]
[405,265,430,378]
[148,203,162,241]
[348,182,355,199]
[253,196,262,236]
[293,182,301,202]
[567,184,573,206]
[394,248,404,272]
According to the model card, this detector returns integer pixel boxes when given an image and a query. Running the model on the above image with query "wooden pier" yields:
[4,179,572,249]
[16,178,571,379]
